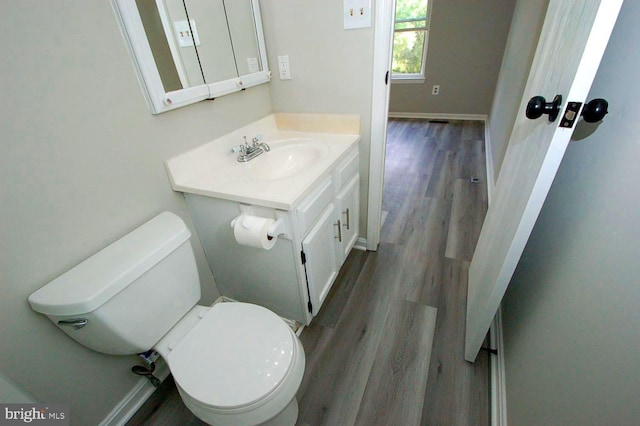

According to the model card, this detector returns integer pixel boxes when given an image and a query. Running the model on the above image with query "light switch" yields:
[344,0,371,30]
[174,20,200,47]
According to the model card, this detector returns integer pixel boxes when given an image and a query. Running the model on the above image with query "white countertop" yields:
[165,115,361,210]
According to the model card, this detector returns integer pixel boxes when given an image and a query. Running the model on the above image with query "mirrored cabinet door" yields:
[173,0,238,85]
[225,0,263,76]
[112,0,270,114]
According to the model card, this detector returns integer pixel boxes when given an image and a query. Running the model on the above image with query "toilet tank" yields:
[28,212,201,355]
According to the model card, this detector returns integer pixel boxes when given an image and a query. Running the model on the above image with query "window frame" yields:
[391,0,432,83]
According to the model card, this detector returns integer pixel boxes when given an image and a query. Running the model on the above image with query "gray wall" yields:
[0,373,37,404]
[0,1,271,423]
[389,0,515,116]
[260,0,374,236]
[487,0,548,184]
[502,1,640,424]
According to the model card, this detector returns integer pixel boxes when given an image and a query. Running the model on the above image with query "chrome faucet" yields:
[232,134,270,162]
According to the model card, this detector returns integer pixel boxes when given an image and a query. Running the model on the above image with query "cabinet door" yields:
[302,203,339,315]
[335,174,360,263]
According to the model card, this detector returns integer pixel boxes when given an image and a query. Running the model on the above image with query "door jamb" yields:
[366,0,396,251]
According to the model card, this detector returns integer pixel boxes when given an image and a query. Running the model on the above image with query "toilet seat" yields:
[166,302,298,410]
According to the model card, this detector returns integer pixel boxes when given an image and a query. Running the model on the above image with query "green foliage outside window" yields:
[392,0,428,76]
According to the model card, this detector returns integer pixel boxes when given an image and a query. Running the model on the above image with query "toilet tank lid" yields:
[28,212,192,317]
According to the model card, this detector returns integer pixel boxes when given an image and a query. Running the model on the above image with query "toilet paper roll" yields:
[233,215,277,250]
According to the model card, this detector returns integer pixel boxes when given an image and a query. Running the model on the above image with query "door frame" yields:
[366,0,396,251]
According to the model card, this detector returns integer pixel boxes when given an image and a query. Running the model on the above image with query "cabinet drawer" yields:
[334,148,359,190]
[296,177,333,235]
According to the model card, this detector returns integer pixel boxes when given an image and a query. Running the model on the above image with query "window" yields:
[392,0,430,82]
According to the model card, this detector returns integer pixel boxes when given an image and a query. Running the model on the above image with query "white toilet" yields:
[28,212,305,426]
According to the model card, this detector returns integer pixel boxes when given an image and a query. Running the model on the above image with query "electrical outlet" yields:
[432,85,440,95]
[247,57,259,73]
[278,55,291,80]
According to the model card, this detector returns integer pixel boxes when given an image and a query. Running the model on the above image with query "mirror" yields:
[112,0,270,114]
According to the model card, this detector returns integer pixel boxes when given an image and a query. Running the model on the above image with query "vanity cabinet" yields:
[184,146,359,325]
[335,174,360,263]
[301,174,360,313]
[296,148,359,315]
[301,203,339,315]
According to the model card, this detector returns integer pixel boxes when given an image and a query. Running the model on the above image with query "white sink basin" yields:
[166,127,360,210]
[246,138,330,181]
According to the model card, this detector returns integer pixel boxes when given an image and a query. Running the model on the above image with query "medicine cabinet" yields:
[112,0,270,114]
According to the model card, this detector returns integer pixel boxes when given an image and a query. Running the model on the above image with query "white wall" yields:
[487,0,548,184]
[260,0,374,236]
[0,1,271,423]
[389,0,515,116]
[501,1,640,424]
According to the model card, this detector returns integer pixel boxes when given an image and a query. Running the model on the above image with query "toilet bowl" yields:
[27,212,305,425]
[156,303,305,425]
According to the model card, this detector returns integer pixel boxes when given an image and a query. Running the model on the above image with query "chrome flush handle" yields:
[57,319,88,330]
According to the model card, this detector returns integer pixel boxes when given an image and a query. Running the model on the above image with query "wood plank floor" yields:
[126,118,490,426]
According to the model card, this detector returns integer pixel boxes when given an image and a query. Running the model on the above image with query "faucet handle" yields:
[252,134,263,144]
[231,145,245,153]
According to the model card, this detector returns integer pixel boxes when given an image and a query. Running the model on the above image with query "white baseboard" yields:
[484,118,495,205]
[388,112,488,121]
[490,307,507,426]
[353,237,368,251]
[98,359,170,426]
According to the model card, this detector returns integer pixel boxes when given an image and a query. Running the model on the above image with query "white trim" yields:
[484,118,495,205]
[353,237,368,251]
[366,0,396,251]
[490,307,507,426]
[391,78,426,84]
[98,360,171,426]
[388,112,488,121]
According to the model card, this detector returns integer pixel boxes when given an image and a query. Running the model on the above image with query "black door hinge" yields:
[385,70,390,85]
[480,347,498,356]
[300,249,313,314]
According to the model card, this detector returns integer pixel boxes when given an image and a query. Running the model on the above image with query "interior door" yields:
[465,0,623,362]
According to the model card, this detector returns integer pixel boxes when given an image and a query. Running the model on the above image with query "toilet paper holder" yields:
[230,212,290,240]
[267,217,286,239]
